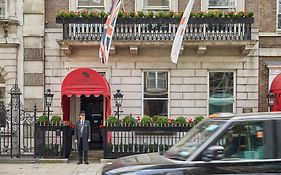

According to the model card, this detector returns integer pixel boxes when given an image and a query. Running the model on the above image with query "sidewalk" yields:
[0,161,105,175]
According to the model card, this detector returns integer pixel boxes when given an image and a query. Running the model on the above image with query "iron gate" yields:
[0,84,35,157]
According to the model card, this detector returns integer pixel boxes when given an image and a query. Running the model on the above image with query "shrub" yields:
[37,115,48,125]
[137,11,145,18]
[175,116,187,125]
[147,11,154,18]
[51,115,61,125]
[107,115,119,126]
[140,115,153,126]
[194,115,205,124]
[155,116,168,125]
[123,115,136,125]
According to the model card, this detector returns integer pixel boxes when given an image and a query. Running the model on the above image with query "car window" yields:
[212,122,267,160]
[165,120,225,161]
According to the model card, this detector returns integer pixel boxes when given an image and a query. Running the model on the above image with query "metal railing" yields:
[34,125,73,158]
[102,125,191,159]
[57,17,254,41]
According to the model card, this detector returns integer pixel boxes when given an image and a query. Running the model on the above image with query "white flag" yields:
[170,0,194,64]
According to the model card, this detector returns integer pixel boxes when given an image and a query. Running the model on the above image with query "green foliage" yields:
[194,115,205,124]
[37,115,48,125]
[107,115,119,126]
[175,116,187,125]
[147,11,154,18]
[51,115,61,125]
[137,11,145,18]
[123,115,136,125]
[155,116,168,125]
[140,115,153,126]
[56,10,254,20]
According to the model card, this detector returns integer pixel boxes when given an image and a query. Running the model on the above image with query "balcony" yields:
[57,17,254,41]
[56,12,255,56]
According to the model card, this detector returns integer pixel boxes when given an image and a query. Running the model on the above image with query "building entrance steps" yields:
[69,150,104,163]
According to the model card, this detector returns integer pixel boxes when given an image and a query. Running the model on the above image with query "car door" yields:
[189,119,281,174]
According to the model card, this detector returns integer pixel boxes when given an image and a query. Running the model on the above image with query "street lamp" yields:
[44,89,54,121]
[114,90,123,120]
[267,91,275,111]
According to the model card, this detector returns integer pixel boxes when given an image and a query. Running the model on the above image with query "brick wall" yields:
[245,0,259,29]
[45,0,69,28]
[260,36,281,48]
[258,58,269,112]
[258,0,276,32]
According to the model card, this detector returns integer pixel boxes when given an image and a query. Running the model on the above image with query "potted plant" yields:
[123,115,136,126]
[175,116,187,126]
[140,115,153,126]
[51,115,62,125]
[37,115,48,125]
[106,115,119,126]
[194,115,205,125]
[155,116,168,126]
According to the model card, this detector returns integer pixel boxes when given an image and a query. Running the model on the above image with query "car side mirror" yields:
[202,145,224,161]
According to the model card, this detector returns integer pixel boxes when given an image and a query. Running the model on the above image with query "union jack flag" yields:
[99,0,122,64]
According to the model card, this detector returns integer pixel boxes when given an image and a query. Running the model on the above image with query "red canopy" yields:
[61,68,111,120]
[270,73,281,111]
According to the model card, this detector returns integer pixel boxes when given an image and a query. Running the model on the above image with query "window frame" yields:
[207,70,236,116]
[277,0,281,31]
[0,0,7,19]
[69,0,111,12]
[136,0,178,12]
[142,70,170,117]
[201,0,245,11]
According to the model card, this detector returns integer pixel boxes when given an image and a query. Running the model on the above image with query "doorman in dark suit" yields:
[75,111,91,165]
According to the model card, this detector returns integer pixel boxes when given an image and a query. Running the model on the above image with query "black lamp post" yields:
[44,89,54,121]
[267,91,275,111]
[114,90,123,120]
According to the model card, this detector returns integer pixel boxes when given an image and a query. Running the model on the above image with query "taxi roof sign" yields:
[209,113,234,118]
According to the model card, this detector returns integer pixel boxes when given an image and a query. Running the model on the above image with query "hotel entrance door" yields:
[80,95,104,149]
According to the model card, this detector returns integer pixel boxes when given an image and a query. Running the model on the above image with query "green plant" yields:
[174,12,183,18]
[106,115,119,126]
[37,115,48,125]
[118,11,124,18]
[175,116,187,125]
[140,115,153,126]
[51,115,61,125]
[123,115,136,125]
[155,116,168,125]
[147,11,154,18]
[98,11,108,18]
[137,11,145,18]
[194,115,205,124]
[129,11,136,18]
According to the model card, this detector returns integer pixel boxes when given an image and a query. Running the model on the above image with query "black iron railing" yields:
[35,125,72,158]
[102,125,191,159]
[56,17,254,41]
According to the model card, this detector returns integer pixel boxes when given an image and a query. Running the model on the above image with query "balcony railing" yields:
[56,17,254,41]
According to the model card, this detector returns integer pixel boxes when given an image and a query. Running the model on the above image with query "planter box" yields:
[56,17,254,25]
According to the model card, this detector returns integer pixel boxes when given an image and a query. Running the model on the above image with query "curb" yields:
[37,158,69,163]
[100,159,114,164]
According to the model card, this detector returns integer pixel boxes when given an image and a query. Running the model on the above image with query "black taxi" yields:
[102,112,281,175]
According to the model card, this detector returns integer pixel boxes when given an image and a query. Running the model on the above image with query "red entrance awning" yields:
[61,68,111,121]
[61,68,110,97]
[270,73,281,111]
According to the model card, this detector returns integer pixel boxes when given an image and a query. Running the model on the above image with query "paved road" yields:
[0,161,105,175]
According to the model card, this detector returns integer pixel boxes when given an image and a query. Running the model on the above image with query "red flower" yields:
[187,118,193,123]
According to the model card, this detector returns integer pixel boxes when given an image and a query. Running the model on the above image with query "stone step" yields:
[69,150,104,162]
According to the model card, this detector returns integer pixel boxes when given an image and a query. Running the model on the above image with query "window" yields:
[143,71,169,117]
[0,0,7,19]
[143,0,170,11]
[136,0,178,12]
[212,122,269,160]
[208,72,234,115]
[277,0,281,30]
[77,0,105,11]
[209,0,236,11]
[201,0,244,11]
